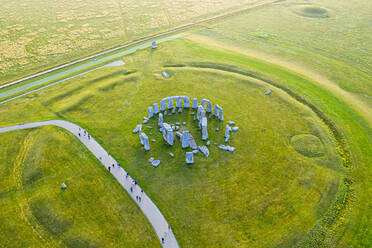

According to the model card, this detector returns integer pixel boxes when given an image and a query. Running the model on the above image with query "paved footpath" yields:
[0,120,179,248]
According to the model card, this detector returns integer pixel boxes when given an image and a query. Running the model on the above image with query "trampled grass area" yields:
[0,0,270,85]
[0,39,352,247]
[0,127,159,248]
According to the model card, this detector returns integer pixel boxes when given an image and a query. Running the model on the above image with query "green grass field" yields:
[0,37,361,247]
[0,0,371,247]
[0,127,159,247]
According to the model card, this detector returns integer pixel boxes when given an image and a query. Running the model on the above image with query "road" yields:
[0,120,179,248]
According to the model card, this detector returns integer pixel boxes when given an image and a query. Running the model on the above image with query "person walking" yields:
[112,163,115,168]
[108,166,111,172]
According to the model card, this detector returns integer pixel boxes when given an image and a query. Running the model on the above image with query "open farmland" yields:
[0,0,271,85]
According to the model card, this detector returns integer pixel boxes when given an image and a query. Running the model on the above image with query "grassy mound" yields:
[291,134,325,157]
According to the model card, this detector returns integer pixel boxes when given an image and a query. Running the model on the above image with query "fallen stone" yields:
[164,111,167,116]
[146,126,153,129]
[176,122,180,125]
[152,160,161,167]
[186,152,194,164]
[162,71,170,78]
[192,150,198,154]
[228,121,235,126]
[216,128,219,131]
[199,146,209,157]
[265,90,271,95]
[62,183,67,190]
[218,145,235,152]
[188,133,198,150]
[206,140,210,146]
[175,126,180,131]
[152,139,156,142]
[232,127,239,132]
[182,122,186,125]
[178,108,182,113]
[133,124,142,134]
[169,152,174,157]
[149,157,154,163]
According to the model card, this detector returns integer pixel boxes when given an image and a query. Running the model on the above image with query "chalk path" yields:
[0,120,179,248]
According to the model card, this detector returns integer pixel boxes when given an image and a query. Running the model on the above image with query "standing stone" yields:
[158,113,163,127]
[160,100,166,111]
[224,125,231,142]
[201,117,208,140]
[140,133,150,151]
[197,105,206,128]
[225,125,231,137]
[186,152,194,164]
[181,131,189,148]
[148,106,154,118]
[162,123,174,146]
[192,98,198,109]
[153,103,159,114]
[184,97,190,108]
[172,108,176,114]
[152,41,157,49]
[201,99,212,113]
[176,96,182,108]
[213,105,219,117]
[219,108,224,121]
[168,98,174,110]
[206,101,212,113]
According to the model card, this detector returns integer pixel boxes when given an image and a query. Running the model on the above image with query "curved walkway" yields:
[0,120,179,248]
